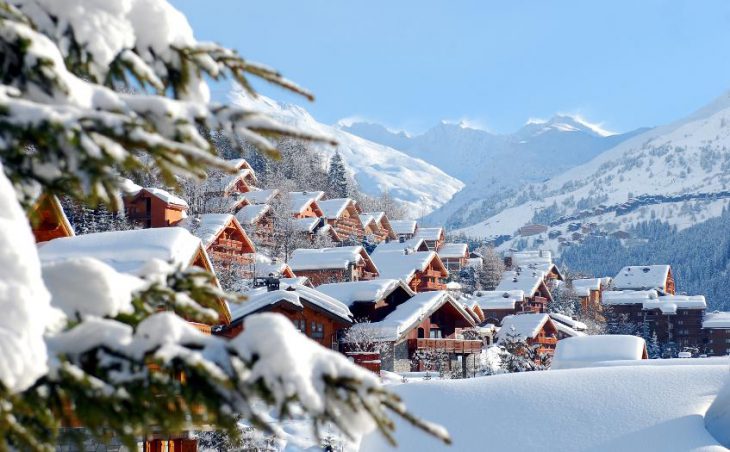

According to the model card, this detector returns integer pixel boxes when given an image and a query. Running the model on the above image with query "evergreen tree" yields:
[477,245,505,290]
[327,151,351,198]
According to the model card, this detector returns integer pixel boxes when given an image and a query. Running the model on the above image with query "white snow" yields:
[316,279,414,305]
[361,362,729,451]
[613,265,671,292]
[549,313,587,331]
[551,335,646,370]
[38,227,204,276]
[371,251,444,283]
[643,294,707,314]
[602,290,658,305]
[318,198,356,219]
[572,278,603,296]
[235,204,270,225]
[703,311,730,329]
[437,243,468,259]
[230,284,352,323]
[471,290,524,310]
[495,270,545,297]
[0,165,53,393]
[414,227,443,241]
[288,191,325,215]
[288,246,374,272]
[142,187,189,208]
[231,90,463,217]
[372,238,426,255]
[243,188,279,205]
[180,213,240,247]
[497,313,552,342]
[41,257,144,319]
[390,220,417,235]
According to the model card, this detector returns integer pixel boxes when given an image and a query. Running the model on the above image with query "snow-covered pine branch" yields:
[0,0,448,449]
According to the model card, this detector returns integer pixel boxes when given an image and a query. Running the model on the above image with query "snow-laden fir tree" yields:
[327,151,351,198]
[497,327,550,373]
[477,245,505,290]
[0,1,448,449]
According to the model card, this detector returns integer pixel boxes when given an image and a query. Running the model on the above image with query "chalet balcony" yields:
[534,336,558,346]
[408,338,483,354]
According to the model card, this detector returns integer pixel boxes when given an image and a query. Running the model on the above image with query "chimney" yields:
[265,273,280,292]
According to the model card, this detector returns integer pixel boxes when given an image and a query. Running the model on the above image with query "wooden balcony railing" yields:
[408,338,483,354]
[533,336,557,345]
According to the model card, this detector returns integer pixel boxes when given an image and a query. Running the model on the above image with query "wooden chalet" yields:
[293,217,341,243]
[29,193,74,243]
[317,279,415,322]
[220,283,353,350]
[702,312,730,356]
[603,290,706,351]
[123,185,189,229]
[289,191,325,219]
[348,291,481,375]
[497,313,559,356]
[505,250,564,286]
[371,250,449,292]
[225,158,258,186]
[438,243,469,272]
[471,290,527,324]
[549,313,588,340]
[360,211,397,243]
[414,227,445,251]
[243,188,279,205]
[181,214,256,274]
[390,220,418,241]
[318,198,365,242]
[572,277,611,315]
[612,265,675,295]
[288,246,379,285]
[205,171,254,198]
[373,237,429,254]
[253,255,296,279]
[235,204,274,247]
[495,269,553,313]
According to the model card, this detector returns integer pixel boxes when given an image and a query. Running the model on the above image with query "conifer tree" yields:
[327,151,351,198]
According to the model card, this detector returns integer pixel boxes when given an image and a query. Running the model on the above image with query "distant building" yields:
[612,265,675,294]
[702,312,730,356]
[438,243,469,272]
[123,184,189,228]
[288,246,379,285]
[372,250,449,292]
[414,227,445,251]
[318,198,365,241]
[497,313,559,356]
[390,220,418,241]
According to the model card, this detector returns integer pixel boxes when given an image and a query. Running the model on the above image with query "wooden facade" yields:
[406,253,449,293]
[201,217,256,273]
[324,200,365,242]
[703,327,730,356]
[124,189,187,228]
[607,303,704,351]
[29,193,74,243]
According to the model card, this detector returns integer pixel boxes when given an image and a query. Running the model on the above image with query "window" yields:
[677,320,684,325]
[310,321,324,339]
[293,319,306,333]
[429,328,442,339]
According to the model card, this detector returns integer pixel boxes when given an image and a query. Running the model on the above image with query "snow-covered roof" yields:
[371,250,446,283]
[497,313,553,342]
[355,291,472,341]
[205,171,253,194]
[371,238,426,255]
[180,213,248,248]
[602,290,658,305]
[643,294,706,314]
[359,214,376,229]
[364,211,385,223]
[572,278,603,297]
[552,335,647,370]
[229,283,352,324]
[204,194,248,212]
[316,279,414,305]
[288,246,377,273]
[552,320,586,338]
[235,204,270,225]
[496,270,546,297]
[390,220,417,235]
[414,227,443,241]
[39,227,205,276]
[703,311,730,329]
[318,198,358,219]
[280,276,312,287]
[138,187,189,208]
[612,265,671,291]
[120,178,142,196]
[243,188,279,205]
[254,261,293,279]
[472,290,525,310]
[549,313,587,331]
[225,158,254,174]
[288,191,324,214]
[509,250,561,277]
[438,243,468,259]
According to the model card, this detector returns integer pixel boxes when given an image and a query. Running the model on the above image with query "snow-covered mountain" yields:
[231,91,464,217]
[453,90,730,253]
[341,116,646,228]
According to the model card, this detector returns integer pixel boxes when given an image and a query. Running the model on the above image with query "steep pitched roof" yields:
[351,291,473,341]
[243,188,279,205]
[509,249,563,280]
[497,313,554,342]
[318,198,361,219]
[129,187,189,208]
[228,283,352,324]
[317,279,415,305]
[438,243,469,259]
[235,204,271,225]
[364,211,397,240]
[288,246,378,274]
[390,220,417,235]
[496,270,549,299]
[613,265,671,292]
[288,191,325,215]
[180,213,254,252]
[371,250,448,283]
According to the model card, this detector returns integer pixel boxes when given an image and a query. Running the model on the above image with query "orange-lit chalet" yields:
[29,193,74,243]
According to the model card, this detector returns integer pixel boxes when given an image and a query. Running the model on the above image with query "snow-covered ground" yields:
[361,359,730,451]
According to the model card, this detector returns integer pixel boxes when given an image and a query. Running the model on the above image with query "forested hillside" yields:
[560,210,730,310]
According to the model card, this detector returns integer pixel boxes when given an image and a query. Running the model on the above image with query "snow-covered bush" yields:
[0,1,447,449]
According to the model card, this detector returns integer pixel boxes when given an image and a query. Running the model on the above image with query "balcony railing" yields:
[533,336,557,345]
[408,338,483,354]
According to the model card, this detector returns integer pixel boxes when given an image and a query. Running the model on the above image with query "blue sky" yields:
[172,0,730,135]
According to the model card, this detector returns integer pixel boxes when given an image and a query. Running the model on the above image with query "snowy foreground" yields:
[361,359,730,451]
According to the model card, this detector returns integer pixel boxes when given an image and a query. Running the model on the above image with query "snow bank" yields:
[552,335,646,370]
[361,363,729,451]
[0,165,53,392]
